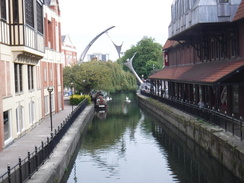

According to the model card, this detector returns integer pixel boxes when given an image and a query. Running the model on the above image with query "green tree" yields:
[63,60,137,94]
[118,37,163,79]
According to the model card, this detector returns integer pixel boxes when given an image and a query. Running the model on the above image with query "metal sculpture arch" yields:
[79,26,120,62]
[124,52,143,84]
[106,33,123,59]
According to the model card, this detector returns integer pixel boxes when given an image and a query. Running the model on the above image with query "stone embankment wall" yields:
[27,104,94,183]
[138,94,244,182]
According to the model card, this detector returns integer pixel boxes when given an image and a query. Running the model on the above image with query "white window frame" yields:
[16,106,24,134]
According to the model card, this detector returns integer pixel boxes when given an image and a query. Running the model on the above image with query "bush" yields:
[70,94,91,105]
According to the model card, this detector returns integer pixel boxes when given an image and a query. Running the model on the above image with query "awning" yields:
[149,59,244,85]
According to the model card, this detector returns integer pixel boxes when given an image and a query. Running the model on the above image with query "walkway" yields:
[0,98,73,176]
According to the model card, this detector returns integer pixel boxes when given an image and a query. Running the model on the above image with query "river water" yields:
[62,92,242,183]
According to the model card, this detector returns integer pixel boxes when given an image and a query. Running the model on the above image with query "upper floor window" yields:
[25,0,43,34]
[185,0,190,11]
[25,0,34,28]
[13,0,19,23]
[37,2,43,33]
[1,0,6,21]
[219,0,229,3]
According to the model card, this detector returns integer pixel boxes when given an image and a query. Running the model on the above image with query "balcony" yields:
[10,25,45,64]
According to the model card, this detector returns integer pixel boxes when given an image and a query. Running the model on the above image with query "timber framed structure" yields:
[149,0,244,120]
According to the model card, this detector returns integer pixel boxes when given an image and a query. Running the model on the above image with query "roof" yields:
[149,59,244,85]
[233,0,244,21]
[163,40,177,50]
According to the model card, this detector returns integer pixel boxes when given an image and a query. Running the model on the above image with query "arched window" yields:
[29,101,35,124]
[16,106,24,133]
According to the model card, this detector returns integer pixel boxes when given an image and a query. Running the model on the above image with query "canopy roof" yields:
[149,59,244,85]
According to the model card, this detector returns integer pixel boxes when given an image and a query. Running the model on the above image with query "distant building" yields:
[149,0,244,118]
[87,53,109,62]
[62,35,77,67]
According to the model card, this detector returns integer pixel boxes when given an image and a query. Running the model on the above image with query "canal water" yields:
[62,92,242,183]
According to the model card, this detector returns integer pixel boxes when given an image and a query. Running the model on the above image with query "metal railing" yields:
[140,91,244,140]
[0,99,88,183]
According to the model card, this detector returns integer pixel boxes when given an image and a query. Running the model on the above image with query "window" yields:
[230,32,239,58]
[220,36,227,59]
[185,0,190,11]
[13,0,19,23]
[210,38,216,60]
[232,85,239,114]
[57,65,61,85]
[3,110,10,141]
[28,65,34,90]
[1,0,7,21]
[14,64,23,93]
[219,0,229,3]
[37,1,43,33]
[44,68,47,82]
[50,68,53,81]
[29,101,35,124]
[25,0,34,27]
[16,106,24,133]
[25,0,43,33]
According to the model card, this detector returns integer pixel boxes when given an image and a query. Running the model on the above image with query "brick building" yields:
[149,0,244,118]
[61,34,77,67]
[0,0,63,151]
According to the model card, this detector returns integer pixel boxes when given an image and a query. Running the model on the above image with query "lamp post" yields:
[47,86,54,132]
[70,82,74,113]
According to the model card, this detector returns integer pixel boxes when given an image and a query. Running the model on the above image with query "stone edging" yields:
[137,94,244,182]
[26,104,94,183]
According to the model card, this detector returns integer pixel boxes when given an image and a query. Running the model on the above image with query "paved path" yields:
[0,98,73,177]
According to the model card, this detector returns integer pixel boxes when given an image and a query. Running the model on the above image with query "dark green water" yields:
[64,92,242,183]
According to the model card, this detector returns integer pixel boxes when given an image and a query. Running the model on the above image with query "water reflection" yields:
[63,92,241,183]
[150,113,242,183]
[95,109,107,120]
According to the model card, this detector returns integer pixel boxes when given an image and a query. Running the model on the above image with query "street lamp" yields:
[47,86,54,132]
[70,82,74,113]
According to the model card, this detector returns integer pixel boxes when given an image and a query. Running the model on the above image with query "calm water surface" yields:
[63,93,241,183]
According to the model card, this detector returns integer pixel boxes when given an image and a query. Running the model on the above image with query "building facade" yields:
[42,0,63,120]
[87,53,109,62]
[0,0,63,151]
[149,0,244,119]
[61,34,77,67]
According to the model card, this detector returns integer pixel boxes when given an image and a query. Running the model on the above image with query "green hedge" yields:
[70,94,91,105]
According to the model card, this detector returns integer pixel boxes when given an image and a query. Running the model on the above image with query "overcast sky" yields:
[59,0,173,61]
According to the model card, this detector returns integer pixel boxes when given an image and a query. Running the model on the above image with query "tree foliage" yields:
[117,36,163,79]
[63,60,137,94]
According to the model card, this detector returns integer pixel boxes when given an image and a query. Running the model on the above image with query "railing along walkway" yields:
[140,91,244,140]
[0,99,88,183]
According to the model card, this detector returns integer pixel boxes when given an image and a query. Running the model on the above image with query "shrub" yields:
[70,94,91,105]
